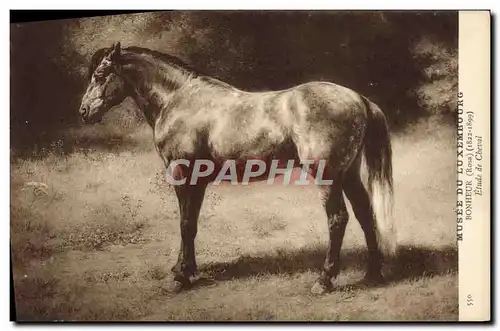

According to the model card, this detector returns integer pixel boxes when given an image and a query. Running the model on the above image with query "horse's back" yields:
[291,81,365,113]
[154,79,368,166]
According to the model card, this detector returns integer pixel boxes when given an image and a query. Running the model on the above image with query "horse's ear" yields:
[109,42,121,61]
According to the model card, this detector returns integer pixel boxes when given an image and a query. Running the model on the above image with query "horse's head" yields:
[79,42,127,124]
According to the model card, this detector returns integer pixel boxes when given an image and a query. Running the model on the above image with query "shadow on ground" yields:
[64,134,142,154]
[11,131,145,161]
[198,244,457,285]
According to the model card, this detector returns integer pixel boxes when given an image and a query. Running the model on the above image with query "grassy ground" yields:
[10,116,457,321]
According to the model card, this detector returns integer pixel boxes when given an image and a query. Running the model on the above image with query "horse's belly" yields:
[211,159,305,184]
[214,165,316,185]
[168,157,327,186]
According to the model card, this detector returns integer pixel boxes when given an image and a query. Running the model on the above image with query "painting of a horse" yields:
[78,42,395,294]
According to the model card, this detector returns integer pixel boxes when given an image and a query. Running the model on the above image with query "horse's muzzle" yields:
[79,106,103,124]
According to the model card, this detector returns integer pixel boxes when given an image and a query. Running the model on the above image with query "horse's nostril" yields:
[81,106,88,117]
[80,106,89,122]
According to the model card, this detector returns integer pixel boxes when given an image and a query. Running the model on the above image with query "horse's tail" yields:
[361,96,397,258]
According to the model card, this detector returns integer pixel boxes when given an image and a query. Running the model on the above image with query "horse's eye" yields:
[94,64,111,81]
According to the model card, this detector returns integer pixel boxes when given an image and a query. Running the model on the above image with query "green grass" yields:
[10,119,457,321]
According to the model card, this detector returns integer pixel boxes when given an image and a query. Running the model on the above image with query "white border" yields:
[4,1,498,329]
[1,0,499,10]
[458,11,491,321]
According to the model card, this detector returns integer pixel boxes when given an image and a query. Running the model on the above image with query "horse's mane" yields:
[88,48,111,82]
[87,46,235,90]
[124,46,204,77]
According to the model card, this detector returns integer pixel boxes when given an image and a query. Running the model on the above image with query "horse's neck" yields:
[130,91,159,127]
[123,60,192,127]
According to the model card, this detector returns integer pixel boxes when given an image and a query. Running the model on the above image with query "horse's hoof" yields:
[174,273,192,284]
[188,274,199,284]
[167,275,193,293]
[310,281,332,295]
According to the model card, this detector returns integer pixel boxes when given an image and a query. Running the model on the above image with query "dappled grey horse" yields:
[79,43,396,294]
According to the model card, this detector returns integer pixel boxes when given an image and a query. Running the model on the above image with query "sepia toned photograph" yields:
[10,10,477,322]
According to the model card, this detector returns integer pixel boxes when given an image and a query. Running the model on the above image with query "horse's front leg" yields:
[171,183,207,288]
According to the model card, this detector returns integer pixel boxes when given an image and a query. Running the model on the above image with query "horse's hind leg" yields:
[343,156,385,283]
[311,172,349,294]
[171,183,207,288]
